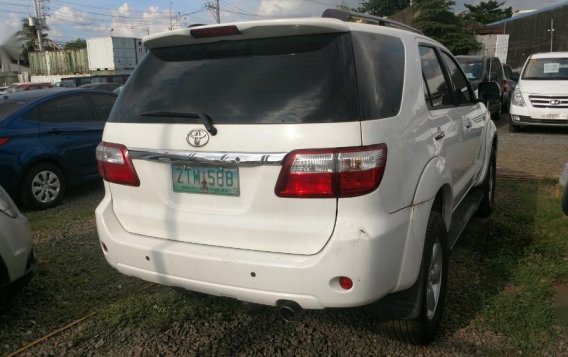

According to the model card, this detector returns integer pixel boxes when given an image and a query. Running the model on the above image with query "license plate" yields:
[542,113,567,120]
[172,165,239,196]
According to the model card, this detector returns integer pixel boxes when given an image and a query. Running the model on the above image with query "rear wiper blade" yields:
[140,111,217,135]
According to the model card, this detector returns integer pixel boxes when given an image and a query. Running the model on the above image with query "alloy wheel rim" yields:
[32,170,61,203]
[426,238,443,320]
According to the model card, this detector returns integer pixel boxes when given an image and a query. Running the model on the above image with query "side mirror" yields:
[478,81,500,103]
[510,71,520,82]
[560,163,568,215]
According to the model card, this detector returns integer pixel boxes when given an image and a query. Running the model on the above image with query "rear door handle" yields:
[47,129,63,135]
[434,130,445,140]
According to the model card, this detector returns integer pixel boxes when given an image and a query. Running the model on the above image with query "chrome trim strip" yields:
[129,148,287,167]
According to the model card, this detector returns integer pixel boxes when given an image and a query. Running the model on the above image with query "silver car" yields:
[0,185,34,297]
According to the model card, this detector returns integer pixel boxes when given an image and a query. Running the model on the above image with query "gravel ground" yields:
[1,120,567,356]
[495,116,568,179]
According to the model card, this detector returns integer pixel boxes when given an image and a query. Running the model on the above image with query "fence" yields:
[29,49,89,75]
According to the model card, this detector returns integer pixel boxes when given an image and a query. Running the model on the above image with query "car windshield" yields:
[110,33,360,124]
[522,57,568,80]
[0,100,27,120]
[457,59,483,81]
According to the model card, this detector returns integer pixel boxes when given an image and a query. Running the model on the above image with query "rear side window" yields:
[440,52,474,105]
[89,94,116,121]
[110,33,359,124]
[419,46,452,109]
[351,31,404,119]
[489,58,502,81]
[40,95,95,123]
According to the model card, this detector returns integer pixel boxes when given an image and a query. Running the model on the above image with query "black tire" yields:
[477,148,496,216]
[21,163,66,210]
[491,105,502,120]
[380,211,449,345]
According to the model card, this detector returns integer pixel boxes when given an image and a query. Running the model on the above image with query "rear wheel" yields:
[380,211,449,345]
[21,163,66,210]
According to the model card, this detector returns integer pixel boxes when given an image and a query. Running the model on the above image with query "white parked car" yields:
[0,185,34,298]
[510,52,568,131]
[95,9,499,344]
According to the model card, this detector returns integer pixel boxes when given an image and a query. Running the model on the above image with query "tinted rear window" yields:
[457,58,483,81]
[351,31,404,119]
[110,33,359,124]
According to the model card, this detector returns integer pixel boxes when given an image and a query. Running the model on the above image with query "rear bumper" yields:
[95,190,413,310]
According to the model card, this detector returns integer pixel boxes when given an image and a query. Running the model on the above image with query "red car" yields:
[5,82,52,94]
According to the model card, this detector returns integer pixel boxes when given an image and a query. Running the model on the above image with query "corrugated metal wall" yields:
[29,49,89,75]
[491,5,568,70]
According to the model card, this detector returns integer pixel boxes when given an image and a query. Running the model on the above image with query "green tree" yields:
[64,38,87,50]
[412,0,479,55]
[358,0,410,17]
[17,17,50,60]
[462,0,512,24]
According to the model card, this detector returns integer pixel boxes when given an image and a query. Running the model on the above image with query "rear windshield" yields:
[456,58,483,81]
[522,57,568,80]
[0,100,27,120]
[110,33,360,124]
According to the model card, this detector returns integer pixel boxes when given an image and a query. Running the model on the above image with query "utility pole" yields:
[547,19,555,52]
[33,0,51,75]
[206,1,221,24]
[216,0,220,24]
[33,0,43,51]
[169,1,173,30]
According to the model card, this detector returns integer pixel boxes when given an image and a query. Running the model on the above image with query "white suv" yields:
[510,52,568,131]
[96,10,498,344]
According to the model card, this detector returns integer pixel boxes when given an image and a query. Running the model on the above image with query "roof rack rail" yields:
[322,8,423,35]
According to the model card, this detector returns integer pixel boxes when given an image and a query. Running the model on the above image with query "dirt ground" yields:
[496,116,568,179]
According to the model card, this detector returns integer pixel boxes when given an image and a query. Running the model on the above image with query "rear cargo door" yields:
[103,31,361,255]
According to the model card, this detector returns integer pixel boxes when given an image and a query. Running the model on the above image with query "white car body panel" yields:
[0,186,33,286]
[96,18,494,309]
[103,122,361,255]
[510,52,568,127]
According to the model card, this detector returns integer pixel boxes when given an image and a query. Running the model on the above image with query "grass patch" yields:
[1,179,567,355]
[466,179,568,353]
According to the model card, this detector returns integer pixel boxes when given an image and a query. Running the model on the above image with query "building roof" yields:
[488,1,568,25]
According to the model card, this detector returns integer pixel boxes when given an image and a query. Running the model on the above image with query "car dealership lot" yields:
[1,121,567,356]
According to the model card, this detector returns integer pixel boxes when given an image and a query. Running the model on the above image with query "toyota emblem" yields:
[187,129,209,147]
[550,100,561,105]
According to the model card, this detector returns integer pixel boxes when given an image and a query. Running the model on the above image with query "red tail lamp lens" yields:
[339,276,353,290]
[275,144,387,198]
[190,25,241,38]
[0,137,9,146]
[96,142,140,187]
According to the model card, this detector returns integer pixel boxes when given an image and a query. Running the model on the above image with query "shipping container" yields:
[87,37,141,71]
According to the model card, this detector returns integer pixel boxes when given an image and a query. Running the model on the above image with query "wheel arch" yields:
[20,156,68,187]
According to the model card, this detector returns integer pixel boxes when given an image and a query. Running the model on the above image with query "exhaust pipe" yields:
[278,300,303,322]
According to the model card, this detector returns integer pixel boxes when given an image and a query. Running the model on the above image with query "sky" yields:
[0,0,566,45]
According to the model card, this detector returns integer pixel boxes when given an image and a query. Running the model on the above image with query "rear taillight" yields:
[0,137,9,146]
[190,25,241,38]
[275,144,387,198]
[96,142,140,186]
[502,79,508,93]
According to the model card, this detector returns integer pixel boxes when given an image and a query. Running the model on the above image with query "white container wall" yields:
[87,37,140,71]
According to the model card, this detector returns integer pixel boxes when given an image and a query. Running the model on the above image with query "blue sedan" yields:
[0,88,117,209]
